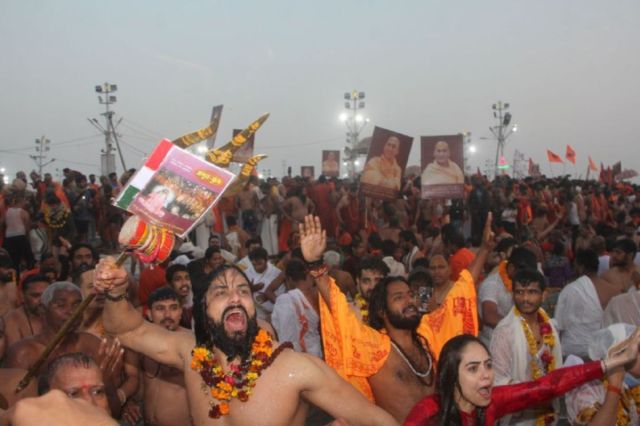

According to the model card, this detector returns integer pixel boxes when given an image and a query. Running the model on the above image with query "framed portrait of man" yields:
[301,166,315,179]
[360,126,413,200]
[421,134,465,199]
[321,150,340,177]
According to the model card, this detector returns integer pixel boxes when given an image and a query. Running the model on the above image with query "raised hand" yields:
[299,215,326,263]
[481,212,495,251]
[94,257,129,296]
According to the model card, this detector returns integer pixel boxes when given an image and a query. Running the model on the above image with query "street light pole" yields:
[93,82,126,176]
[489,101,517,178]
[30,136,55,176]
[340,90,369,178]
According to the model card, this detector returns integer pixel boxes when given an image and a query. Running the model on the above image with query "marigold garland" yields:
[190,329,291,419]
[354,293,369,323]
[498,260,513,293]
[514,307,556,426]
[43,205,69,229]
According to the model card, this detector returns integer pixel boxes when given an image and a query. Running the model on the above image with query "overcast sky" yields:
[1,0,639,181]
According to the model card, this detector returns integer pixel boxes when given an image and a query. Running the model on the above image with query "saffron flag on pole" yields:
[565,145,576,164]
[588,156,598,172]
[547,149,564,164]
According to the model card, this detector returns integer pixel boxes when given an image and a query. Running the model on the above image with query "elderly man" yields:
[94,258,397,426]
[37,352,111,416]
[421,140,464,185]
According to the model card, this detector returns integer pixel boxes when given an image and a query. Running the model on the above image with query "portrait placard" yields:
[420,134,464,199]
[360,126,413,200]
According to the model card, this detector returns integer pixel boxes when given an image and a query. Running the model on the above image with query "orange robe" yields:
[319,277,436,401]
[419,269,478,357]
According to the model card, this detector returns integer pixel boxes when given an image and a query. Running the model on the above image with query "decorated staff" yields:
[15,111,270,393]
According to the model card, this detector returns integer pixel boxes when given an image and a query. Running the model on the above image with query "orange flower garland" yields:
[354,293,369,323]
[515,308,556,425]
[190,329,291,418]
[498,260,513,293]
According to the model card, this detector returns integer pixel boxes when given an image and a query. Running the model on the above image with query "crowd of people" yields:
[1,165,640,425]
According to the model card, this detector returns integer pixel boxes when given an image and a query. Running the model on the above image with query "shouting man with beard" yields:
[94,256,397,425]
[301,214,493,422]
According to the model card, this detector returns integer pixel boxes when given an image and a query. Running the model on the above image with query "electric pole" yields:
[30,136,55,176]
[91,82,126,176]
[489,101,518,178]
[340,90,369,178]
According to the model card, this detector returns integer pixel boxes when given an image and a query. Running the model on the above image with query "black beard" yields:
[387,306,421,330]
[207,305,259,363]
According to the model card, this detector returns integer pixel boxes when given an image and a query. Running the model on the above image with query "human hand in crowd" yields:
[630,270,640,288]
[8,390,117,426]
[94,257,129,296]
[97,337,124,374]
[299,215,326,263]
[58,236,72,253]
[120,399,142,425]
[480,212,495,251]
[603,328,640,381]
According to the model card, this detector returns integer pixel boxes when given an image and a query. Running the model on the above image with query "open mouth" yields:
[223,308,247,331]
[478,386,491,399]
[403,305,418,315]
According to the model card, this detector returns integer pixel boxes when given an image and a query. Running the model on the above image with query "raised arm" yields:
[94,258,192,370]
[467,212,495,286]
[299,215,331,307]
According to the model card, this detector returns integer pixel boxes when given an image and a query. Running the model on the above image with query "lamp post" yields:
[91,82,126,176]
[340,90,369,178]
[489,101,518,178]
[30,136,55,176]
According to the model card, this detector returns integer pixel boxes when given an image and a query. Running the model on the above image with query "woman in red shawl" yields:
[405,332,640,425]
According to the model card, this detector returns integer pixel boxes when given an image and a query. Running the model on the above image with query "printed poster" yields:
[321,150,340,177]
[421,135,464,199]
[360,126,413,200]
[115,139,236,238]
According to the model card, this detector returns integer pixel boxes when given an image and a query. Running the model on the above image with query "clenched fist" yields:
[94,257,129,296]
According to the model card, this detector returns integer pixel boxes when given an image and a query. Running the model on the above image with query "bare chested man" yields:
[282,186,315,229]
[235,180,260,236]
[3,282,126,416]
[299,216,435,422]
[94,258,397,426]
[141,287,190,426]
[2,274,49,347]
[301,215,493,422]
[600,238,640,292]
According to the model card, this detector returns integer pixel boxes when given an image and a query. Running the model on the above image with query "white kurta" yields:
[490,308,563,426]
[554,275,604,359]
[478,271,514,346]
[244,262,283,320]
[271,289,323,359]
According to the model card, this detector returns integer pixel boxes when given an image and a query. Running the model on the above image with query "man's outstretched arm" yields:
[295,353,398,426]
[94,258,192,370]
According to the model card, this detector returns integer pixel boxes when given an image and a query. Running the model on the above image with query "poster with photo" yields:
[321,150,340,177]
[231,129,255,164]
[360,126,413,200]
[301,166,315,179]
[420,134,464,199]
[115,139,236,238]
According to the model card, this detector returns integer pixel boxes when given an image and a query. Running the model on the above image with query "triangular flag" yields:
[565,145,576,164]
[547,149,564,164]
[588,156,598,172]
